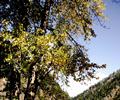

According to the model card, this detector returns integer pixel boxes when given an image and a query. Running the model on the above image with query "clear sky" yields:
[62,0,120,97]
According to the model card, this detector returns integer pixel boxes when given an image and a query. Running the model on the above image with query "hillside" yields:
[72,69,120,100]
[1,69,120,100]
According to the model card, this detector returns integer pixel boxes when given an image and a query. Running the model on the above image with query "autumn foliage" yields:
[0,0,106,99]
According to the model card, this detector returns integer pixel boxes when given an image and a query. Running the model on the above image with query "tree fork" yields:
[24,56,42,100]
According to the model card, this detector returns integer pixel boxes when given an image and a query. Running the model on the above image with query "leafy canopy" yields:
[0,0,106,99]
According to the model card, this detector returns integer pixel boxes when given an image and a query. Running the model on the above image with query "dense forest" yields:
[72,69,120,100]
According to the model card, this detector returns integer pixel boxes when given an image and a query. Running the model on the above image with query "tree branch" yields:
[40,0,53,31]
[47,27,84,57]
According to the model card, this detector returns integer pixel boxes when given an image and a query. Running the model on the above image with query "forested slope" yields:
[72,69,120,100]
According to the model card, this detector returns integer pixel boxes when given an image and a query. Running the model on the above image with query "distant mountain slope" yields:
[72,69,120,100]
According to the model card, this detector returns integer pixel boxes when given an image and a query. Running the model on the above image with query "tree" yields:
[0,0,106,99]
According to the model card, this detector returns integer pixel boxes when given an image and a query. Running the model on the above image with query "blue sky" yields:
[63,0,120,97]
[88,0,120,75]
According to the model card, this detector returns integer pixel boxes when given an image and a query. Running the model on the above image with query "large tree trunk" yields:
[24,66,34,100]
